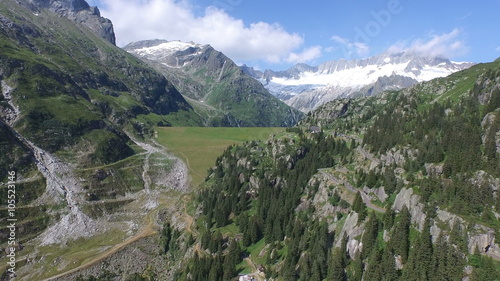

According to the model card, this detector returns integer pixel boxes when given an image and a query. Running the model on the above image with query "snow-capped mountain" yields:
[244,52,475,112]
[123,39,303,127]
[124,40,206,69]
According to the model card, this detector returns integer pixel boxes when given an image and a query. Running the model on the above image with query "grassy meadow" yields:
[156,127,285,186]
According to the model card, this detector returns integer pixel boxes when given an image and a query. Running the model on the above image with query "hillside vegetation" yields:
[166,60,500,281]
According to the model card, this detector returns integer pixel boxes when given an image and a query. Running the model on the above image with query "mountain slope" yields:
[124,40,303,127]
[171,59,500,281]
[13,57,498,280]
[247,52,474,112]
[0,0,199,278]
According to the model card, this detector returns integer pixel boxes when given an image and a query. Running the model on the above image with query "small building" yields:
[238,274,255,281]
[309,126,321,133]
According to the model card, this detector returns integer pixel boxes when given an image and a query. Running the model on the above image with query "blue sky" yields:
[89,0,500,70]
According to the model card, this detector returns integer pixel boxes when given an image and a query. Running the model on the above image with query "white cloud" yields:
[496,46,500,52]
[331,35,370,58]
[286,46,323,64]
[387,29,468,58]
[100,0,311,64]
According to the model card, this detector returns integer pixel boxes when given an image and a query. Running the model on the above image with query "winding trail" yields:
[41,211,158,281]
[244,257,265,281]
[181,195,196,235]
[320,170,385,213]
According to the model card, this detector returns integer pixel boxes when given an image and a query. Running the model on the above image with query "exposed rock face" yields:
[29,0,116,44]
[466,221,500,260]
[335,212,364,256]
[482,112,500,154]
[392,188,426,231]
[425,162,444,177]
[0,80,20,126]
[363,186,388,202]
[380,148,408,167]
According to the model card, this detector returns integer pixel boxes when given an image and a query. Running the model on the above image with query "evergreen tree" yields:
[363,248,383,281]
[352,192,367,222]
[349,251,363,281]
[381,247,399,281]
[327,248,347,281]
[450,220,468,253]
[361,212,379,259]
[160,223,172,254]
[383,204,395,230]
[390,205,411,263]
[383,167,397,194]
[340,232,349,266]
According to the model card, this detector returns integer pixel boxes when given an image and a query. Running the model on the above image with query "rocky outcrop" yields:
[392,188,426,231]
[363,185,388,203]
[335,212,364,257]
[482,112,500,154]
[466,223,500,261]
[0,80,20,126]
[380,148,408,167]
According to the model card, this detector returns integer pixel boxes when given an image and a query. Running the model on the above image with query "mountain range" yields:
[1,0,499,279]
[243,52,475,112]
[0,1,299,277]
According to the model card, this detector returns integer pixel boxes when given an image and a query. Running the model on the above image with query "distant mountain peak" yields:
[246,51,474,112]
[124,39,303,127]
[123,40,209,67]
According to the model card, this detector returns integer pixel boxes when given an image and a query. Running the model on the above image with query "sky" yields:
[87,0,500,71]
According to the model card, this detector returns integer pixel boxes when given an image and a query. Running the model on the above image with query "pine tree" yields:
[327,248,347,281]
[383,204,395,230]
[390,205,411,263]
[223,241,240,281]
[340,232,349,266]
[450,220,468,253]
[361,212,379,259]
[352,192,367,223]
[349,251,363,281]
[383,167,397,194]
[363,248,383,281]
[381,247,399,281]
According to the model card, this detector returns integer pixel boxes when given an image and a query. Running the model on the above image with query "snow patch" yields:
[134,41,199,57]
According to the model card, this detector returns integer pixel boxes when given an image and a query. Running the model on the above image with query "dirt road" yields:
[320,170,386,213]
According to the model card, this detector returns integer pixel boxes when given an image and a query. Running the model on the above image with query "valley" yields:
[0,0,499,279]
[155,127,286,186]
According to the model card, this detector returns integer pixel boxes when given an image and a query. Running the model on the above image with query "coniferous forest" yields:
[75,58,500,281]
[167,61,500,281]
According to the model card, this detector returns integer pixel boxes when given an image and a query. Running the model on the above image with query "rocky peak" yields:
[29,0,115,44]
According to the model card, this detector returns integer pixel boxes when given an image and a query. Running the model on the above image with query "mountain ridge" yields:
[124,39,303,127]
[244,51,474,112]
[25,0,116,44]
